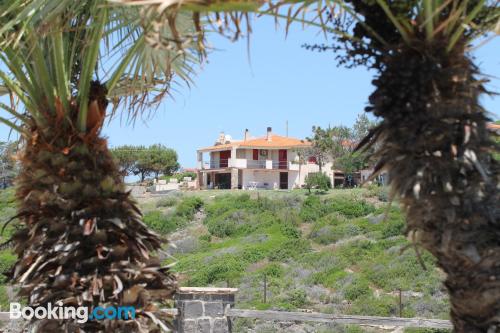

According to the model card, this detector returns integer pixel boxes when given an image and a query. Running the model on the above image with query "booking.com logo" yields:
[10,302,136,323]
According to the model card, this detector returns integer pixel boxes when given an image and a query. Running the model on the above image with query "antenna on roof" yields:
[286,120,288,137]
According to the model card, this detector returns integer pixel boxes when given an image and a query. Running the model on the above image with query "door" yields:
[219,150,231,168]
[278,149,287,169]
[280,172,288,190]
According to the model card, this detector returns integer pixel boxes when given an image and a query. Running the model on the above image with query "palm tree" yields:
[0,1,199,331]
[115,0,499,331]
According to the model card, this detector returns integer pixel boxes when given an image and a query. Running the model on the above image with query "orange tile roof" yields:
[240,135,311,148]
[198,142,239,152]
[198,135,311,152]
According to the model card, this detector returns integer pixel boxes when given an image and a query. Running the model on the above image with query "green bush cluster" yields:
[143,211,177,234]
[328,197,376,218]
[304,172,331,192]
[300,195,375,223]
[155,196,178,208]
[344,276,371,301]
[268,239,311,262]
[0,250,16,283]
[144,196,204,234]
[189,254,246,286]
[299,195,329,222]
[176,196,204,219]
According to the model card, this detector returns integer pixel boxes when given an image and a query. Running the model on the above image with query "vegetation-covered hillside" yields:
[137,188,450,333]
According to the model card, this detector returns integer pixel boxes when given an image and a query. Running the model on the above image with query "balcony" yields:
[200,159,300,171]
[203,159,230,169]
[247,160,266,169]
[272,161,289,170]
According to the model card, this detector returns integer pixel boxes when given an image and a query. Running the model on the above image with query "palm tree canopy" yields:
[0,0,200,133]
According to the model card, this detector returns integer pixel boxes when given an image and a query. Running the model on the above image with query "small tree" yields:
[306,126,331,171]
[110,145,140,178]
[305,172,331,193]
[149,144,180,179]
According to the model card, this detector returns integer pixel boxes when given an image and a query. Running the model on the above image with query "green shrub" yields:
[156,196,178,208]
[175,171,197,181]
[305,172,331,192]
[348,294,397,316]
[0,250,16,283]
[259,263,284,278]
[143,211,177,234]
[268,239,311,261]
[310,222,363,245]
[205,209,251,237]
[311,267,348,288]
[344,277,371,301]
[198,234,212,243]
[189,255,246,285]
[176,196,204,219]
[0,285,10,311]
[299,195,327,222]
[280,223,300,239]
[328,197,375,218]
[381,214,406,238]
[287,289,308,308]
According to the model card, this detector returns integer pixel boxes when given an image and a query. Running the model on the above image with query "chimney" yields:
[266,127,272,142]
[244,129,250,141]
[218,132,225,144]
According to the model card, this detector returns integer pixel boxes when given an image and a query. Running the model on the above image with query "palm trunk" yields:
[362,41,499,332]
[10,92,176,332]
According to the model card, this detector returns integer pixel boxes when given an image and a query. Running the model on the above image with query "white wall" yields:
[241,170,300,190]
[242,170,280,189]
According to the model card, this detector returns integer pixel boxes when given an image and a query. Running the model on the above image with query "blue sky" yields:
[1,17,499,167]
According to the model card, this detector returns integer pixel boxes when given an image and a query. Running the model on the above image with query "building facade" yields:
[196,127,344,190]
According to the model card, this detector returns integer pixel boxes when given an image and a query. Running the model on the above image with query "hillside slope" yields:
[139,189,450,333]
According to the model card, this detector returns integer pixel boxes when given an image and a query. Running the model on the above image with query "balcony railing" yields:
[201,159,296,170]
[272,161,289,169]
[247,160,266,169]
[204,159,230,169]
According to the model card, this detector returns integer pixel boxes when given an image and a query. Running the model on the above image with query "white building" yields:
[196,127,345,190]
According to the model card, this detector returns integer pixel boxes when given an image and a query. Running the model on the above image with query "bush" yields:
[328,197,375,218]
[287,289,308,308]
[0,250,16,283]
[198,234,212,243]
[176,196,204,219]
[259,263,284,278]
[381,213,406,238]
[143,211,177,234]
[280,223,300,239]
[205,209,254,238]
[156,196,178,208]
[344,277,371,301]
[189,255,246,285]
[0,285,10,310]
[348,295,397,316]
[268,239,311,261]
[299,195,329,222]
[311,267,348,288]
[305,172,331,192]
[174,171,197,182]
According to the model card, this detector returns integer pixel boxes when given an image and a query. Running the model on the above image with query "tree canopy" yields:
[111,144,179,181]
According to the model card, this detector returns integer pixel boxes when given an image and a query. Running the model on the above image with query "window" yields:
[253,149,258,160]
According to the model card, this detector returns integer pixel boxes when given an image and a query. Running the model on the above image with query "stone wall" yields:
[174,287,237,333]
